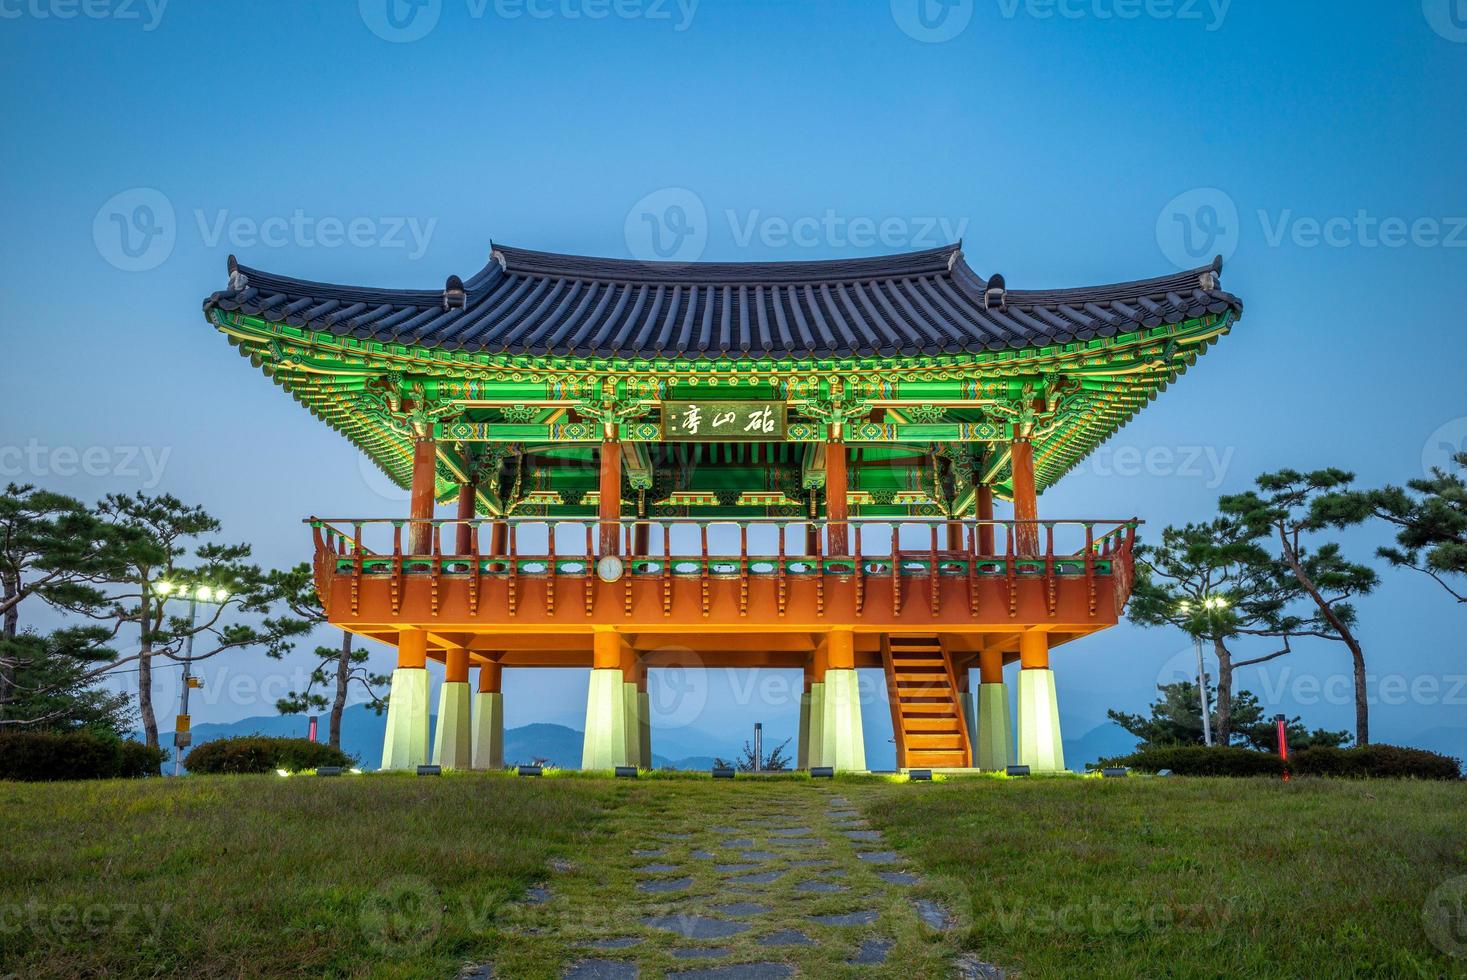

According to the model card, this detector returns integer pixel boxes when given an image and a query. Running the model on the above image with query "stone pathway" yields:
[462,785,998,978]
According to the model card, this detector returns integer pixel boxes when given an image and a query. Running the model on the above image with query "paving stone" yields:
[913,898,954,930]
[636,876,693,893]
[729,870,784,885]
[827,796,850,806]
[711,826,740,834]
[713,863,760,873]
[637,863,681,873]
[738,851,779,861]
[849,938,893,965]
[549,858,574,873]
[827,810,860,820]
[788,859,830,868]
[709,901,769,917]
[667,963,795,979]
[584,937,642,949]
[758,928,817,946]
[457,965,493,979]
[793,880,847,894]
[856,851,900,864]
[526,886,553,904]
[876,871,921,886]
[641,915,750,939]
[721,839,756,848]
[669,948,729,960]
[690,850,715,860]
[954,954,1006,979]
[768,827,812,836]
[633,849,665,858]
[844,830,883,842]
[563,960,638,979]
[808,910,879,926]
[662,833,693,840]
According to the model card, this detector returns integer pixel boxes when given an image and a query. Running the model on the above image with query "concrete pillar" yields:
[472,662,504,770]
[974,647,1012,770]
[582,631,635,770]
[431,647,473,769]
[636,665,652,769]
[819,630,866,772]
[1016,633,1064,772]
[380,628,431,771]
[797,668,813,770]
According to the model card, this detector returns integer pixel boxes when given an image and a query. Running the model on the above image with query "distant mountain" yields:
[1063,721,1139,772]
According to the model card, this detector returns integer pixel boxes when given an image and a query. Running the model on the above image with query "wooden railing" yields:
[308,516,1139,621]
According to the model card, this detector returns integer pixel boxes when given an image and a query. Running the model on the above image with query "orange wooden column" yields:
[397,627,427,669]
[445,647,470,684]
[599,440,621,556]
[478,660,502,693]
[976,483,995,555]
[825,439,849,556]
[408,433,438,555]
[1010,434,1039,556]
[1019,632,1049,670]
[453,471,477,556]
[978,646,1004,685]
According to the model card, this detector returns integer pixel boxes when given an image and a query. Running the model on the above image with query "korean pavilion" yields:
[202,243,1243,773]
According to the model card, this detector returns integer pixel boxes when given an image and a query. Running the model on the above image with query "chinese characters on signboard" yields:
[661,401,788,441]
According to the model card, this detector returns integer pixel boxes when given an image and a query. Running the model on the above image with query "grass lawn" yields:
[1,772,1464,978]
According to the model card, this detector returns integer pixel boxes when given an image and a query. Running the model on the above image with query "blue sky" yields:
[2,0,1465,767]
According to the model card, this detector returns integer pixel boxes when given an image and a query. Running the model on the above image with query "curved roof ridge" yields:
[491,242,961,284]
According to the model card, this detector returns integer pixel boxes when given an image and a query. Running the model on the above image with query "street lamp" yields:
[154,579,230,776]
[1178,595,1229,748]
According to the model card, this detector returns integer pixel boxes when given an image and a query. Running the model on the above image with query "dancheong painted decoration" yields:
[203,241,1243,774]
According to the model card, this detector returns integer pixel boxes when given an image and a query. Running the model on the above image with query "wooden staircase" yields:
[881,635,971,769]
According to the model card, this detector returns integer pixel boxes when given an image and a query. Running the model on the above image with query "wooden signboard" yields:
[662,401,787,441]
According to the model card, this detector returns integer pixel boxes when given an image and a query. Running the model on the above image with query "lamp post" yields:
[1180,595,1230,748]
[154,581,229,776]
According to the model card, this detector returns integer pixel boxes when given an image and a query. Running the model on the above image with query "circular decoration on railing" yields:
[596,555,624,583]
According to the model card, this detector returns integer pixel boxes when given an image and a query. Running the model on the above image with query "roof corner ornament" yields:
[1199,255,1223,291]
[226,254,248,292]
[983,273,1007,311]
[443,275,466,311]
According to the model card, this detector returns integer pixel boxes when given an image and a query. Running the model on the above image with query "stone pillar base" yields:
[582,668,631,770]
[1017,669,1065,772]
[380,667,431,771]
[432,680,473,769]
[975,682,1013,771]
[806,681,827,768]
[796,690,811,770]
[471,691,503,770]
[637,689,652,768]
[820,668,866,772]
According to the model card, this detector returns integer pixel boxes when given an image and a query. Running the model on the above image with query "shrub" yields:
[184,736,353,775]
[1291,744,1461,780]
[1099,745,1285,777]
[1100,743,1463,780]
[0,732,162,781]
